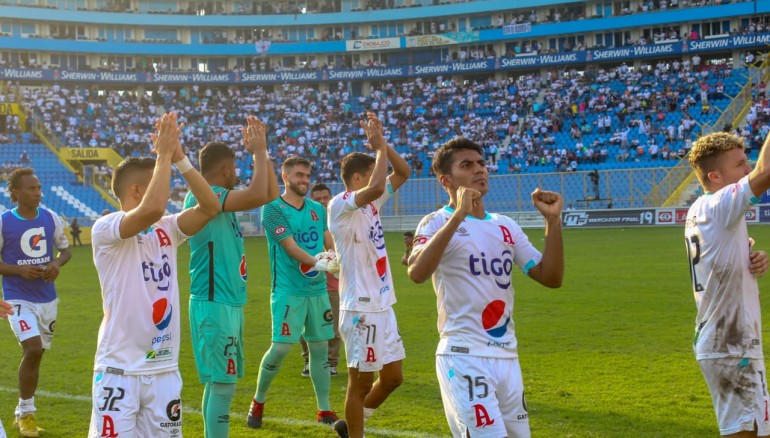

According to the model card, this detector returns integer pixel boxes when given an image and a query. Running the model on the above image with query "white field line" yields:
[0,386,446,438]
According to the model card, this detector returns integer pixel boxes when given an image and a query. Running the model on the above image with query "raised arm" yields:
[223,116,277,212]
[749,130,770,196]
[525,188,564,288]
[354,112,388,208]
[408,187,480,283]
[176,141,220,236]
[385,143,412,192]
[118,112,177,239]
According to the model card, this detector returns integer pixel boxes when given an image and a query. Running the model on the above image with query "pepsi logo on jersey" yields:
[482,300,512,348]
[239,254,248,281]
[300,262,320,278]
[152,298,173,331]
[376,256,388,282]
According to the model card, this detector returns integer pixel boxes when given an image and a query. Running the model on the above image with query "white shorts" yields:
[88,369,183,438]
[699,358,770,436]
[436,355,530,438]
[6,299,57,349]
[339,308,405,372]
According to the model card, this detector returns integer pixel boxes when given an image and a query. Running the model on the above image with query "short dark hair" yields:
[199,142,234,175]
[8,167,35,203]
[112,157,155,199]
[310,182,331,195]
[340,152,376,186]
[282,156,312,172]
[403,231,414,237]
[432,137,484,176]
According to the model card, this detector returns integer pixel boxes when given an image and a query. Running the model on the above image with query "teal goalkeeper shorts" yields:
[190,299,244,384]
[270,293,334,343]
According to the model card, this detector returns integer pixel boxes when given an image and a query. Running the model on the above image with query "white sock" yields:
[17,397,35,416]
[363,407,376,423]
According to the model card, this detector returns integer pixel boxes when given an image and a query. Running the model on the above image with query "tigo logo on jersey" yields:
[142,254,172,291]
[239,254,248,281]
[376,256,388,282]
[482,300,510,338]
[20,227,47,258]
[294,227,320,250]
[152,298,173,330]
[369,220,385,250]
[300,263,320,278]
[469,250,513,289]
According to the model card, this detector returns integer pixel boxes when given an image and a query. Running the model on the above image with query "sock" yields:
[16,397,35,417]
[202,382,236,438]
[363,407,376,423]
[254,342,291,402]
[307,341,331,411]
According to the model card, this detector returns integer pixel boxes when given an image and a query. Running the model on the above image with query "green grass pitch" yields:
[2,226,769,437]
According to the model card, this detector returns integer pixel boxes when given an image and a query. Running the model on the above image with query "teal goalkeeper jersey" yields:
[261,196,327,296]
[185,186,248,306]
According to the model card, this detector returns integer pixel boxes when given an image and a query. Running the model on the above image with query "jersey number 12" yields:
[685,234,704,292]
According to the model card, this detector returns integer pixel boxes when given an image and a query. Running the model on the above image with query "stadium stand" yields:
[0,0,769,217]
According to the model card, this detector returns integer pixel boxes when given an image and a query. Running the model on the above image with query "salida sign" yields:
[67,148,106,160]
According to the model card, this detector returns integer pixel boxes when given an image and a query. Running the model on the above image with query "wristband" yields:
[174,156,194,174]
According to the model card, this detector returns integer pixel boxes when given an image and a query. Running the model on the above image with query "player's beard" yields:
[288,181,308,197]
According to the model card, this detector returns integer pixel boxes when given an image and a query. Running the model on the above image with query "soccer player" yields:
[88,112,220,438]
[186,116,277,438]
[685,131,770,437]
[408,137,564,438]
[299,183,342,378]
[400,231,414,266]
[247,157,339,428]
[328,112,411,438]
[0,167,71,437]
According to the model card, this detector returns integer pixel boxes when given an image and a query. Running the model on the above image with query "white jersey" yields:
[328,183,395,312]
[92,212,188,375]
[412,207,543,359]
[685,175,763,360]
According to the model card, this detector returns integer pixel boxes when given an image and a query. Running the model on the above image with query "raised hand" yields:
[360,111,386,151]
[531,188,563,220]
[242,116,267,155]
[149,112,181,160]
[455,186,481,219]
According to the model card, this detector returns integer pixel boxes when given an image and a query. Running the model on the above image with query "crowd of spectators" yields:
[0,0,745,16]
[1,56,746,200]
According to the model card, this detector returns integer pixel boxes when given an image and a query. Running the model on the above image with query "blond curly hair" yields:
[688,132,746,188]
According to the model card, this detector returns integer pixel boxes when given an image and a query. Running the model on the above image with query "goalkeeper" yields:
[248,156,340,429]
